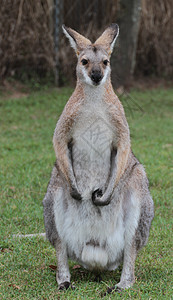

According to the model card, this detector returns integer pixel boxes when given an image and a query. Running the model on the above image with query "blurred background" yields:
[0,0,172,88]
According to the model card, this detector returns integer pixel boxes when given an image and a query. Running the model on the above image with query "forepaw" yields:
[92,189,103,205]
[58,281,75,291]
[71,188,82,201]
[92,189,110,206]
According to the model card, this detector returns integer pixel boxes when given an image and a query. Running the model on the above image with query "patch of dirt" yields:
[0,77,172,101]
[0,80,29,99]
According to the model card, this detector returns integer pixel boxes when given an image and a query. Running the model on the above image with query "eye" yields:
[103,60,109,66]
[81,59,88,65]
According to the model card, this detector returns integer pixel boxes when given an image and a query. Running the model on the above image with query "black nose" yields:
[91,70,102,84]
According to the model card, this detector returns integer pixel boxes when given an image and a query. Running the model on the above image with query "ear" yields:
[94,24,119,55]
[62,25,91,56]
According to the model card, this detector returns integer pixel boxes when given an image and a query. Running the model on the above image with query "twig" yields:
[15,0,24,36]
[13,233,46,239]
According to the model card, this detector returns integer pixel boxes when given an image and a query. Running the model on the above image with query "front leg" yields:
[53,98,84,201]
[93,95,131,206]
[53,135,81,201]
[92,148,117,206]
[93,119,130,206]
[55,240,71,290]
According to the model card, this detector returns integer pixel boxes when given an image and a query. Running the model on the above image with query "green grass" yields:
[0,86,173,299]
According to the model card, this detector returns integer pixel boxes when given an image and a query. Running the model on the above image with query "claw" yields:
[94,274,102,282]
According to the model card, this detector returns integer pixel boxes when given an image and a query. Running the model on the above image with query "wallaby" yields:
[43,24,154,293]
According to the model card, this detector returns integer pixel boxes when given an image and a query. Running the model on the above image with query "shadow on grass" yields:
[71,266,121,283]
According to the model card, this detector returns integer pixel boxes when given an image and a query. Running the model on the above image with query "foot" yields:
[58,281,75,291]
[103,285,122,296]
[116,279,135,289]
[94,274,102,282]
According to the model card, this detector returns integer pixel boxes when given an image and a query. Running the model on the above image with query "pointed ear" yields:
[94,24,119,55]
[62,25,91,56]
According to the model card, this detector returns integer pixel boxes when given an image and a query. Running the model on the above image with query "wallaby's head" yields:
[62,24,119,87]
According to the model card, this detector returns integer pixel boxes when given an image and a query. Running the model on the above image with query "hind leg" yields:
[118,164,154,290]
[106,163,154,294]
[43,166,72,290]
[117,239,136,289]
[55,239,71,290]
[105,237,137,295]
[117,194,154,291]
[44,188,71,290]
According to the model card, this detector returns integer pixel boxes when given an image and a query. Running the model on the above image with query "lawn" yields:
[0,86,172,299]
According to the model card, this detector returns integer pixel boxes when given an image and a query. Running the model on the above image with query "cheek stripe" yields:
[101,68,110,84]
[82,68,93,85]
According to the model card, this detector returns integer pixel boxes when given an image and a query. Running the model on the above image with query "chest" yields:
[72,100,114,157]
[71,100,115,191]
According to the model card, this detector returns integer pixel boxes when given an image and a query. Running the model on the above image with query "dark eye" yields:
[103,60,109,66]
[81,59,88,65]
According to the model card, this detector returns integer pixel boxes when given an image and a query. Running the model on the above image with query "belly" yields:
[54,188,125,270]
[72,116,113,196]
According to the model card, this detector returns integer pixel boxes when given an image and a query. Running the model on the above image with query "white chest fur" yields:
[72,91,115,197]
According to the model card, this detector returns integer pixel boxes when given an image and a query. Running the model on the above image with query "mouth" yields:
[91,77,103,86]
[92,81,101,86]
